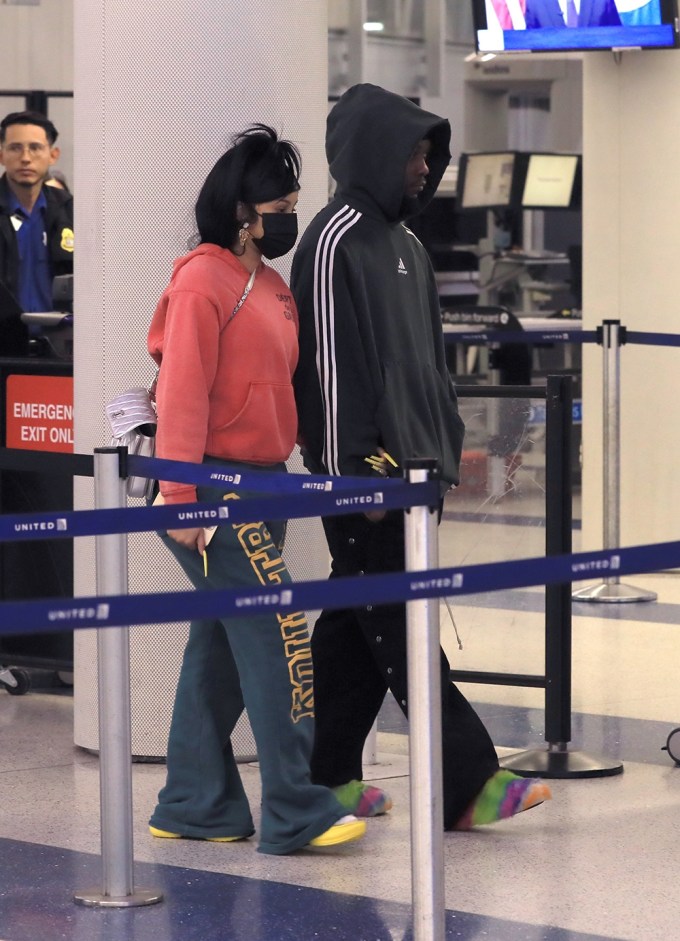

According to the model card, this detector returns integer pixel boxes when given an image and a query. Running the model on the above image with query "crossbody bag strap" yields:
[228,268,256,322]
[148,367,159,407]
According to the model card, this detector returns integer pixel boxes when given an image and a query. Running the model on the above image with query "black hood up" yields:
[326,83,451,223]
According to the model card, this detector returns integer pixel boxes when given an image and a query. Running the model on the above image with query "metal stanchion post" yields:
[362,720,378,766]
[75,448,162,908]
[487,349,506,498]
[572,320,656,603]
[404,459,444,941]
[503,377,623,779]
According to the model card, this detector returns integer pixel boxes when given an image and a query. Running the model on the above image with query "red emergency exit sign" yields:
[5,374,74,453]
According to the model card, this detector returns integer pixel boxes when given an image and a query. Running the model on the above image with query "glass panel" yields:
[330,1,476,45]
[439,388,580,692]
[366,0,423,38]
[446,0,476,44]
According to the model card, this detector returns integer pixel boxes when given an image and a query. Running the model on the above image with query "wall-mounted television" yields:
[457,151,582,210]
[472,0,679,53]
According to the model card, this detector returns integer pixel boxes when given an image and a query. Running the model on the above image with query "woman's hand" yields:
[167,527,206,553]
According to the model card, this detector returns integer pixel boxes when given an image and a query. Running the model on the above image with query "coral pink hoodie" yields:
[148,244,299,505]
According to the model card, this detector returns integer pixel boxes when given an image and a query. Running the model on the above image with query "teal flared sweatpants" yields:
[149,465,345,855]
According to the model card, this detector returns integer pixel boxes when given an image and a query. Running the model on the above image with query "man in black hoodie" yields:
[292,84,551,830]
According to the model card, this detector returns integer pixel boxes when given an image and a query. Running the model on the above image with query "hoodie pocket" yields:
[376,362,465,487]
[211,381,297,461]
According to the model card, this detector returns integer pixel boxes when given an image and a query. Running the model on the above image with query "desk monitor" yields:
[457,151,521,210]
[0,280,28,356]
[521,153,581,209]
[0,279,22,321]
[472,0,679,53]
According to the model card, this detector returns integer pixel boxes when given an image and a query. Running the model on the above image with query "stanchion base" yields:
[362,751,411,781]
[572,582,657,603]
[74,888,164,908]
[501,747,623,779]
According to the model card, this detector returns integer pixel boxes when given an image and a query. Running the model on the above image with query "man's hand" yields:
[363,446,396,521]
[364,446,398,477]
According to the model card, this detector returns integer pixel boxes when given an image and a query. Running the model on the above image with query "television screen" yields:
[457,152,519,209]
[521,153,581,208]
[472,0,679,52]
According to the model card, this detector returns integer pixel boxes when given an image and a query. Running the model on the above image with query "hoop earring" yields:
[238,222,250,247]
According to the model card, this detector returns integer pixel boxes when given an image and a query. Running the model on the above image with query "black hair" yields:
[0,110,59,146]
[194,124,301,251]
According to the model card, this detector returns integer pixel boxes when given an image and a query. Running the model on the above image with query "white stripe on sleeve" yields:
[312,204,362,476]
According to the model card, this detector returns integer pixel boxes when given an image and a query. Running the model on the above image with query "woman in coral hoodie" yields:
[146,125,365,855]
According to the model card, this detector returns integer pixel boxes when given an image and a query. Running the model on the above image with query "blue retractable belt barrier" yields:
[0,481,439,543]
[126,454,407,493]
[624,331,680,348]
[442,329,597,346]
[0,538,676,637]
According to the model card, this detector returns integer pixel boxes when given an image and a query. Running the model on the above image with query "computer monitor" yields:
[0,279,22,321]
[457,151,522,210]
[521,153,581,209]
[0,280,28,356]
[406,195,488,250]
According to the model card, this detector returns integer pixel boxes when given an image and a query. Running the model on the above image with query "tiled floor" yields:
[2,467,680,940]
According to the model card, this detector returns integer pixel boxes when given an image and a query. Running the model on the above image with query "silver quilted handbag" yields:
[105,383,157,499]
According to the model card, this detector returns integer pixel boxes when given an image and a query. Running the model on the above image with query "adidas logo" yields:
[398,258,408,275]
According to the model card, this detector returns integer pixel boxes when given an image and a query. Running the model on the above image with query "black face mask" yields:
[252,212,298,260]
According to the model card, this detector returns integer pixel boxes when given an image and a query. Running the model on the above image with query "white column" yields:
[581,52,680,553]
[72,0,329,755]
